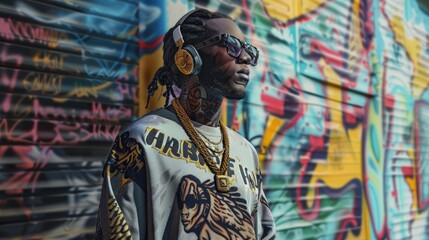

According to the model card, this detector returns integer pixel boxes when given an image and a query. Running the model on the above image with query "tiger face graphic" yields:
[177,175,255,240]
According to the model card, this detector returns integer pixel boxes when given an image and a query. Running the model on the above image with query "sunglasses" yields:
[178,194,205,210]
[195,34,259,66]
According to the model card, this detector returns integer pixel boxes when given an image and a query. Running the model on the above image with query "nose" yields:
[236,48,251,65]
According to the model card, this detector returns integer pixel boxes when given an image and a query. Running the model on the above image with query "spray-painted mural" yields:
[191,0,428,239]
[0,0,138,238]
[1,0,428,239]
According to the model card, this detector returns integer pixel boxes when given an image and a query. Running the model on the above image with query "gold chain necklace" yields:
[172,98,231,192]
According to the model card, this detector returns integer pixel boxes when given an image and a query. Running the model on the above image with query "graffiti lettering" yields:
[66,82,111,99]
[0,17,68,48]
[0,118,120,145]
[0,118,38,144]
[1,46,22,89]
[8,95,131,123]
[33,51,64,70]
[22,72,63,94]
[90,102,132,123]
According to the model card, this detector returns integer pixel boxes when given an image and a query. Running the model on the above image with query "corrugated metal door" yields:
[0,0,138,238]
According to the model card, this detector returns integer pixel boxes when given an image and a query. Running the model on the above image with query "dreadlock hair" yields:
[146,8,231,108]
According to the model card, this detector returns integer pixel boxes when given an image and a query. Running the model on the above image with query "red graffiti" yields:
[5,94,132,123]
[0,17,67,48]
[295,136,325,220]
[0,118,120,145]
[90,102,132,123]
[0,146,55,220]
[1,46,22,90]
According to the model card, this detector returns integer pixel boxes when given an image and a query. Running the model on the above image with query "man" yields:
[96,8,276,240]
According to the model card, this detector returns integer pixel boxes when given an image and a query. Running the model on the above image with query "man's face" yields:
[198,18,253,100]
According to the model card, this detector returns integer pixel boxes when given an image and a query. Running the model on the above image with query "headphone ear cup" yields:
[174,45,202,76]
[183,45,202,75]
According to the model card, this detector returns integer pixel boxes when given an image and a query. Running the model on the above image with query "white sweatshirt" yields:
[96,108,276,240]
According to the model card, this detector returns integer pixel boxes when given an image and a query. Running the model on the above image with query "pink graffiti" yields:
[87,102,132,123]
[0,146,54,219]
[0,118,38,144]
[2,93,12,113]
[33,98,66,119]
[8,95,132,123]
[0,146,51,192]
[0,17,63,46]
[116,82,138,102]
[1,46,22,89]
[46,122,120,144]
[0,118,120,145]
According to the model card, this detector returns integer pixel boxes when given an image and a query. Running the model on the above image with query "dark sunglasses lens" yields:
[225,35,258,65]
[185,195,197,209]
[246,45,258,65]
[225,36,242,57]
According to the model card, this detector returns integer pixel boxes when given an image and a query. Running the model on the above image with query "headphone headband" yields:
[172,9,203,76]
[173,9,200,48]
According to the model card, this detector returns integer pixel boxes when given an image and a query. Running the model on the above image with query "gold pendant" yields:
[215,175,230,192]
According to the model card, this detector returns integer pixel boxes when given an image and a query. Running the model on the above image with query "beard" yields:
[199,61,246,100]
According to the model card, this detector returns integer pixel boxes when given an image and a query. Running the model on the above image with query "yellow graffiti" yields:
[66,82,112,98]
[315,59,363,188]
[258,115,290,169]
[33,51,64,70]
[22,72,63,95]
[302,58,363,239]
[262,0,325,23]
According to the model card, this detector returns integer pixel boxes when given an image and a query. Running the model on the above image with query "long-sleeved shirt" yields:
[96,108,276,239]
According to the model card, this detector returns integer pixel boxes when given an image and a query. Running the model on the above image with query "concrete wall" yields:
[1,0,428,239]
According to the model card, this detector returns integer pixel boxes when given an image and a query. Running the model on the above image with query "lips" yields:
[237,68,250,75]
[182,220,190,225]
[236,68,250,85]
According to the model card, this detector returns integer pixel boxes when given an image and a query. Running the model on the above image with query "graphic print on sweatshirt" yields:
[175,175,256,239]
[99,130,261,239]
[144,127,261,194]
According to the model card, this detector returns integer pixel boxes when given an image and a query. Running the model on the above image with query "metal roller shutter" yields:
[0,0,138,238]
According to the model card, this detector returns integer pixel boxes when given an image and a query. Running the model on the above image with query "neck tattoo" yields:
[172,98,231,192]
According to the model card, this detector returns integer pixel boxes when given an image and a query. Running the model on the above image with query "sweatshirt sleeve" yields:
[248,142,276,239]
[95,131,148,240]
[257,191,277,240]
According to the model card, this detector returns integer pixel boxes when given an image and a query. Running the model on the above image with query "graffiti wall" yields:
[0,0,138,238]
[191,0,429,239]
[1,0,428,239]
